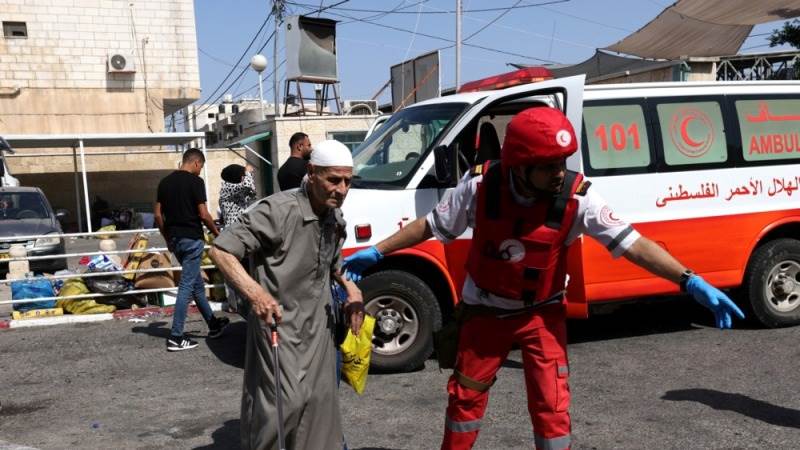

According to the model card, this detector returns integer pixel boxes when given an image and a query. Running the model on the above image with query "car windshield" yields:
[0,192,50,220]
[352,102,467,187]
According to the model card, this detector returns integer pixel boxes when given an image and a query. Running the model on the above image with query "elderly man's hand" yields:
[251,290,282,325]
[344,301,365,336]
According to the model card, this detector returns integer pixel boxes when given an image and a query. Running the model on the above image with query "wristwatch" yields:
[679,269,695,292]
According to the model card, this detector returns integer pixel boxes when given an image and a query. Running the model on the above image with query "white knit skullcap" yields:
[309,140,353,168]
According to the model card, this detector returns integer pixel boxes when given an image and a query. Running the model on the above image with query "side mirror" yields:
[55,209,69,221]
[433,144,457,185]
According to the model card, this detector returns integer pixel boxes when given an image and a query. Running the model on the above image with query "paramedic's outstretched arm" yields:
[576,190,744,329]
[622,236,745,328]
[622,236,686,283]
[342,218,432,282]
[210,246,282,324]
[377,217,433,255]
[343,173,474,281]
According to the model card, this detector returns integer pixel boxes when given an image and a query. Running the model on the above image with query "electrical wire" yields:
[288,0,572,14]
[191,15,275,122]
[199,48,248,69]
[291,3,560,63]
[462,0,526,42]
[421,1,595,50]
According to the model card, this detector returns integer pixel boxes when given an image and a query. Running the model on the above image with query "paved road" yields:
[1,298,798,449]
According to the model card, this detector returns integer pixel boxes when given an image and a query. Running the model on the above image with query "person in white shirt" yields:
[342,107,744,450]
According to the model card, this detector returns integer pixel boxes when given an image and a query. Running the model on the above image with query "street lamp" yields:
[250,54,268,121]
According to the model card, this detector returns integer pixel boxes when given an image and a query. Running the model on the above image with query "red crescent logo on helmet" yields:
[556,129,572,148]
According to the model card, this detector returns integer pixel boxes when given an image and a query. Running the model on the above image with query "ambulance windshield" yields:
[352,102,467,188]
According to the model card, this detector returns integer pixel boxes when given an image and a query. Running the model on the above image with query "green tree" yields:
[769,19,800,48]
[768,19,800,79]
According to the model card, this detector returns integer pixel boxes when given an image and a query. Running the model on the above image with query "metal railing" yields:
[1,228,223,309]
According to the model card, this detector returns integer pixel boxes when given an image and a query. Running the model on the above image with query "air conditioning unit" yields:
[343,99,378,115]
[107,53,136,73]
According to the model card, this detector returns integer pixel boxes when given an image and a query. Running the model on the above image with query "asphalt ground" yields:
[1,296,798,450]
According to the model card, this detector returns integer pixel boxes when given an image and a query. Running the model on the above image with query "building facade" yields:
[0,0,201,229]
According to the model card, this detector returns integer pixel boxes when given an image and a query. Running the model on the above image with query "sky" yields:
[191,0,794,111]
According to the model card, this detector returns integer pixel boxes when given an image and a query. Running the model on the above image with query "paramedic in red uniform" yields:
[342,107,745,450]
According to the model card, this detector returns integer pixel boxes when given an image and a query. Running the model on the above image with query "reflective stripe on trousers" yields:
[445,417,482,433]
[535,433,570,450]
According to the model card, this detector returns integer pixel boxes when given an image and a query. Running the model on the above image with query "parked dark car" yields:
[0,187,68,275]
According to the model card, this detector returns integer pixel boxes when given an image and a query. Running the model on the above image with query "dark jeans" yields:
[170,237,214,337]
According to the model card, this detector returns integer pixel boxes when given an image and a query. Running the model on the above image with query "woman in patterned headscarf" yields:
[219,163,257,226]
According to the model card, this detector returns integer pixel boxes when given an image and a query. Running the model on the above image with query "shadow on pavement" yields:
[567,296,719,344]
[130,320,173,339]
[662,388,800,428]
[206,320,247,369]
[130,317,247,369]
[194,418,240,450]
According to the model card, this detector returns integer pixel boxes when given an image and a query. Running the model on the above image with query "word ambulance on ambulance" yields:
[341,71,800,372]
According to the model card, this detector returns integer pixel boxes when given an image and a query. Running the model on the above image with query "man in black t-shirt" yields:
[277,132,312,190]
[154,148,227,351]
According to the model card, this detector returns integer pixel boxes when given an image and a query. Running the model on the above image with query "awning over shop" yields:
[225,131,273,166]
[605,0,800,59]
[229,131,271,148]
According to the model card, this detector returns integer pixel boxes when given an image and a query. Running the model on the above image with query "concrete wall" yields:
[0,0,200,134]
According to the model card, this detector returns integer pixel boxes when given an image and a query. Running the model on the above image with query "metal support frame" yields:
[716,51,800,81]
[72,146,83,232]
[78,139,92,233]
[283,79,342,116]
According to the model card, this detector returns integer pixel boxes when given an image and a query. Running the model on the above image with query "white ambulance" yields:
[341,75,800,372]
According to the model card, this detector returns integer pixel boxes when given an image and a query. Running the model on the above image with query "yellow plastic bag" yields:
[340,315,375,395]
[96,224,116,239]
[56,278,116,314]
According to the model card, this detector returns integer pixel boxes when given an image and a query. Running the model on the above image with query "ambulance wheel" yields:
[744,238,800,328]
[360,270,441,373]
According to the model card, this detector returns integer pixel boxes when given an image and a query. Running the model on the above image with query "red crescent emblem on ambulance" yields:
[669,108,714,158]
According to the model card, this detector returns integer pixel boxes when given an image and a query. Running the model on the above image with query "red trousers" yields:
[441,304,571,450]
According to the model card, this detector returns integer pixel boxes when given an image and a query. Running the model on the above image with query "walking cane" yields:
[268,318,286,450]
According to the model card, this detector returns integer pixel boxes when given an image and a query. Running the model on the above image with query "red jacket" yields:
[465,161,584,305]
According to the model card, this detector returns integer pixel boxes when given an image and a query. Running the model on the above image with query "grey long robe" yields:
[214,186,345,450]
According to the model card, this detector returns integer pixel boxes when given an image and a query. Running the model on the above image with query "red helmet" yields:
[501,107,578,168]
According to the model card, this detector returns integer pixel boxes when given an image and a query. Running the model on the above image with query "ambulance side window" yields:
[581,102,653,175]
[653,99,728,167]
[735,97,800,163]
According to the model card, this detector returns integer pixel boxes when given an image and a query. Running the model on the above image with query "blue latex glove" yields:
[685,275,745,329]
[342,246,383,282]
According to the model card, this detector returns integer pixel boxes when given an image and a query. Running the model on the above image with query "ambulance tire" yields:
[360,270,441,373]
[744,238,800,328]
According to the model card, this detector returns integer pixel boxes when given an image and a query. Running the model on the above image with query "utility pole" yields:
[455,0,462,91]
[273,0,284,117]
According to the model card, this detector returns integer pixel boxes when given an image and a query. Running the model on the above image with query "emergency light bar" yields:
[458,67,554,93]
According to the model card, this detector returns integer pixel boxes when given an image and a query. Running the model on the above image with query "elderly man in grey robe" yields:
[211,140,364,450]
